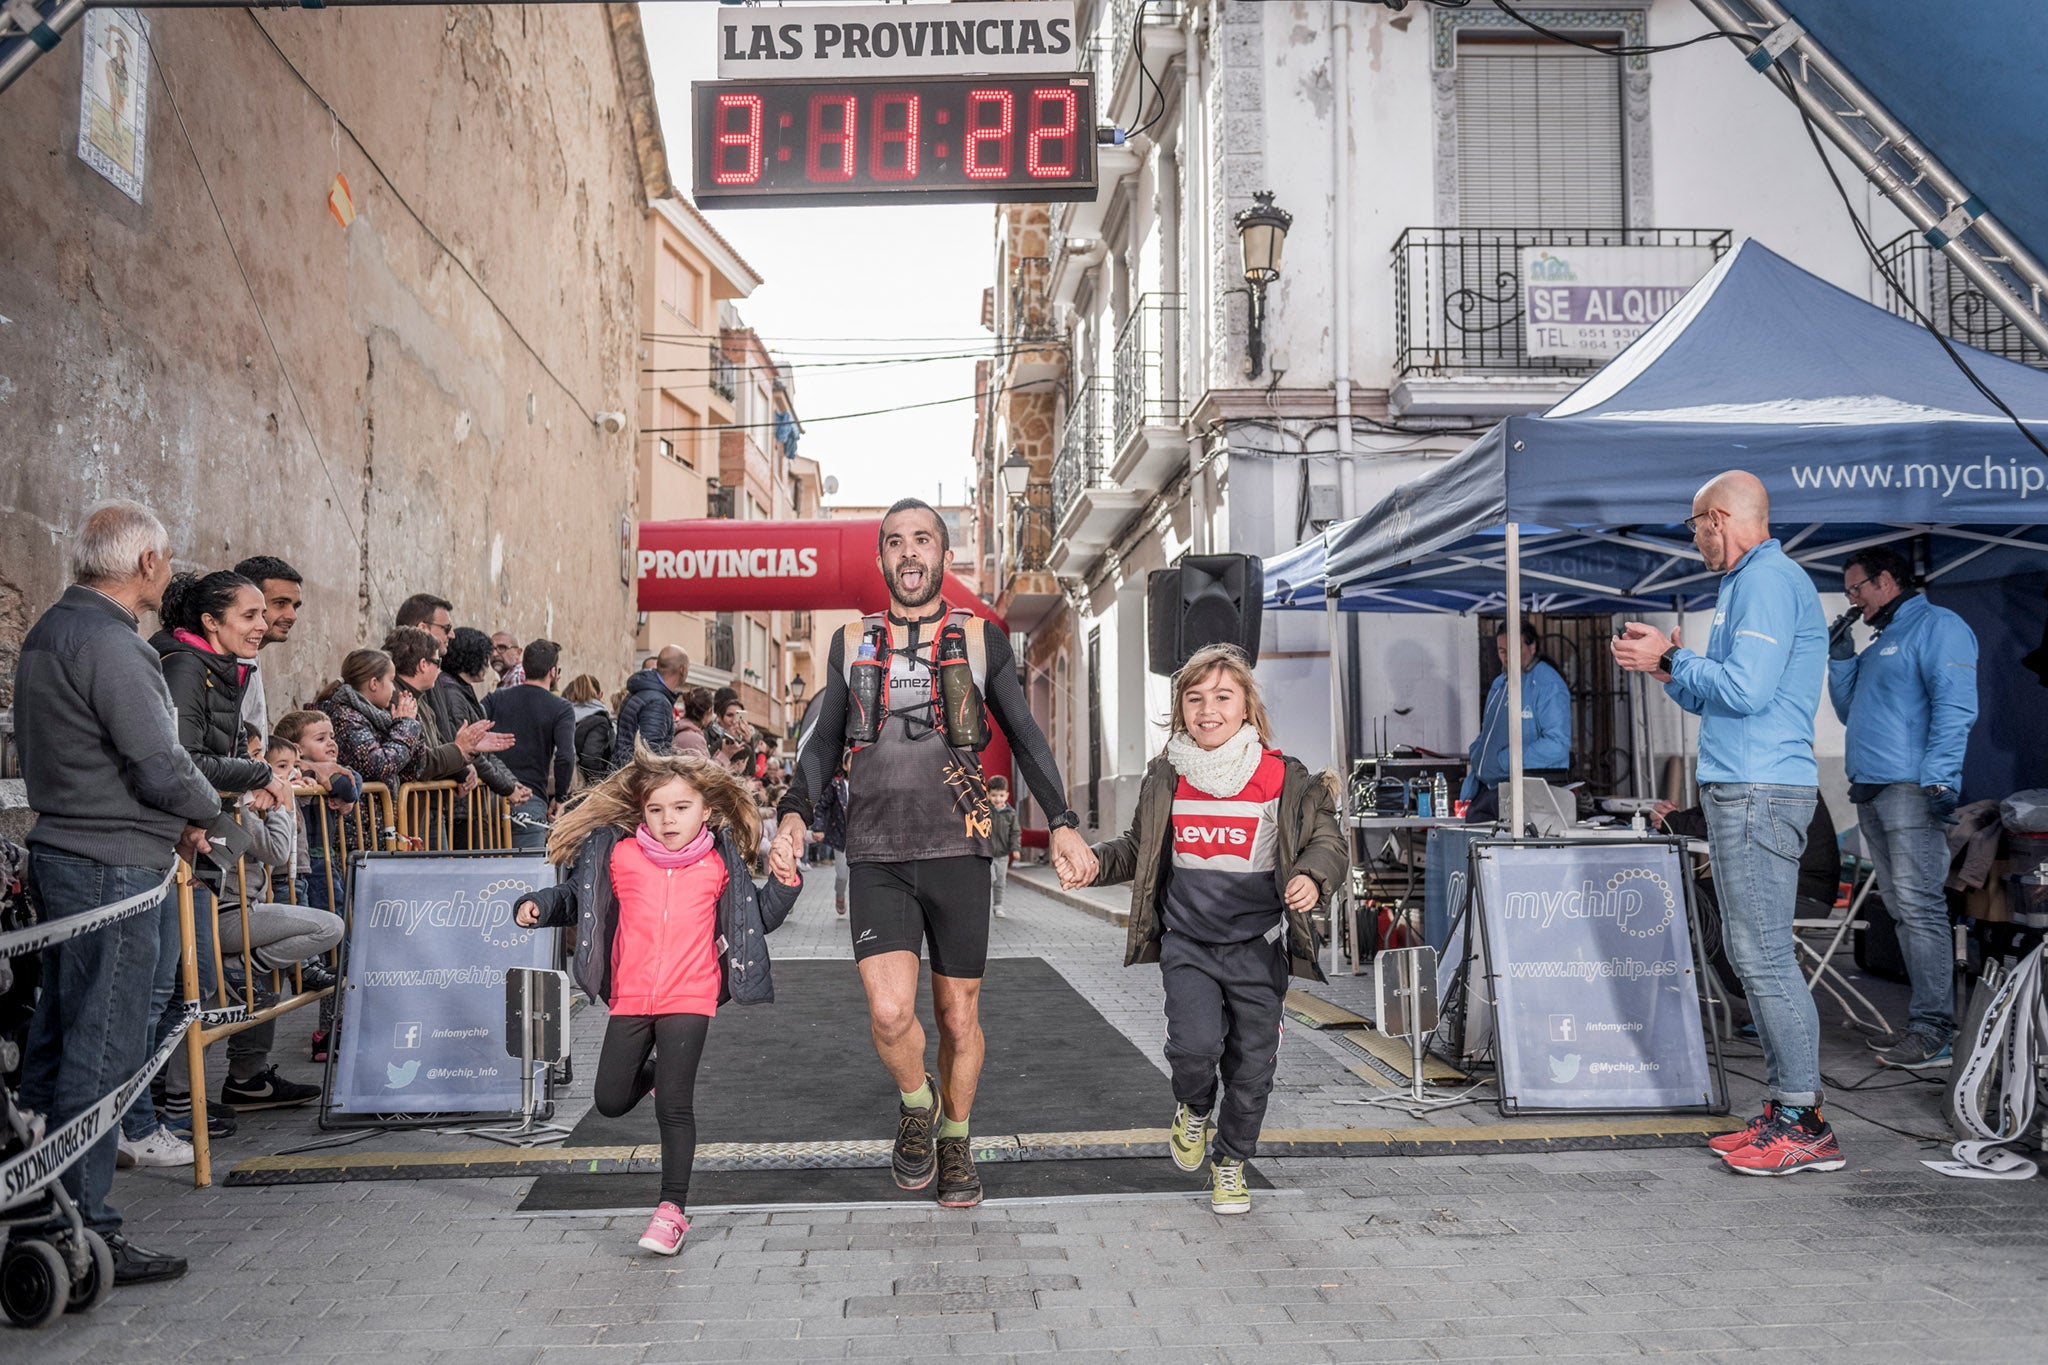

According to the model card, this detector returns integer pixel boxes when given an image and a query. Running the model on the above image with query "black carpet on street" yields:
[518,956,1211,1211]
[517,1158,1269,1212]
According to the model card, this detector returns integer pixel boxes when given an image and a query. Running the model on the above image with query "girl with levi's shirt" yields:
[513,746,800,1256]
[1087,644,1347,1214]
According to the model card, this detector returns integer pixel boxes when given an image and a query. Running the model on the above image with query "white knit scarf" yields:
[1165,722,1264,798]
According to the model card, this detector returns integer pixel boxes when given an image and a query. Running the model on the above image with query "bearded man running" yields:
[768,499,1097,1208]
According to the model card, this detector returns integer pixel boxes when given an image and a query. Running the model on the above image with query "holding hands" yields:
[1050,826,1099,891]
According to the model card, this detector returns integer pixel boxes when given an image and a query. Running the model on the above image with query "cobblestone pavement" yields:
[15,867,2047,1363]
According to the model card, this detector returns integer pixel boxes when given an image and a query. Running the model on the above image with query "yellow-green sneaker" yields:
[1210,1156,1251,1215]
[1169,1103,1211,1172]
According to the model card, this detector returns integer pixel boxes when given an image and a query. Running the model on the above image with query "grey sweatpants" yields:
[1160,930,1288,1161]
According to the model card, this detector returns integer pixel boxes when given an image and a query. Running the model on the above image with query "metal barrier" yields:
[176,781,396,1186]
[394,780,515,851]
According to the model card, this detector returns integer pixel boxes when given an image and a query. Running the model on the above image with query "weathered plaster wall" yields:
[0,7,649,710]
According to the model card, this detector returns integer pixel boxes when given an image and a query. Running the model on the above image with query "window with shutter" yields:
[1456,39,1625,229]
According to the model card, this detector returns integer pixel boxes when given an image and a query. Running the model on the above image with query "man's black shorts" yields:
[848,855,992,979]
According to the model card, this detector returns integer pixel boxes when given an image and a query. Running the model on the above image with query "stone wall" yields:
[0,6,656,712]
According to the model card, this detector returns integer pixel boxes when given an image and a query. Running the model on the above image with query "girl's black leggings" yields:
[593,1012,712,1210]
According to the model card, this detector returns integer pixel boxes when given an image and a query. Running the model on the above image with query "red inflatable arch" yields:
[636,518,1014,785]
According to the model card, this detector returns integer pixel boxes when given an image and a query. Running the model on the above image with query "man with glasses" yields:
[395,592,455,646]
[385,627,516,798]
[1614,471,1838,1176]
[1829,546,1978,1072]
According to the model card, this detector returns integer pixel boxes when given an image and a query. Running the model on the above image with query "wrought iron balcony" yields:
[1106,0,1180,100]
[706,618,736,673]
[707,484,736,519]
[1392,227,1732,377]
[785,610,813,645]
[1006,254,1059,346]
[1877,231,2047,369]
[710,341,738,401]
[1113,293,1182,462]
[1010,485,1054,574]
[1051,380,1109,531]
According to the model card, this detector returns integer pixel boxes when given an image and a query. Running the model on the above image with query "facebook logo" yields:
[1549,1014,1576,1043]
[395,1022,423,1050]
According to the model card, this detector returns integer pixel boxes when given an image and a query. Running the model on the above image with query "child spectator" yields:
[513,746,800,1257]
[273,708,362,1063]
[1088,644,1346,1215]
[986,776,1020,920]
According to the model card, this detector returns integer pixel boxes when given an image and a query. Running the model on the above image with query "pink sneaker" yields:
[638,1201,688,1256]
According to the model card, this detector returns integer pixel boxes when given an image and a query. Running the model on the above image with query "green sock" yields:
[900,1079,933,1111]
[938,1112,970,1139]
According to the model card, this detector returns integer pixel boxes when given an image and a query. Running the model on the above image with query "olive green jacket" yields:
[1089,752,1348,982]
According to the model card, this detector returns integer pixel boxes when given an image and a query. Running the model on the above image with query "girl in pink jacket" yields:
[516,747,800,1256]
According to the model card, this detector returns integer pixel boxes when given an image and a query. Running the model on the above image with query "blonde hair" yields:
[1167,644,1274,747]
[562,673,604,705]
[545,738,760,867]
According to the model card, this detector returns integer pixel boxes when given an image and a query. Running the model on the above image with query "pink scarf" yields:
[634,823,715,869]
[174,627,251,687]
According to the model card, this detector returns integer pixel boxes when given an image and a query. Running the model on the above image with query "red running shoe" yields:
[1707,1101,1778,1154]
[1721,1114,1845,1176]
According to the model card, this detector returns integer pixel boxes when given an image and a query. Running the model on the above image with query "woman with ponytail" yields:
[512,743,801,1257]
[132,570,307,1153]
[314,648,428,789]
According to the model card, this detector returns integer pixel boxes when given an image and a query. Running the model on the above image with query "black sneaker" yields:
[221,1066,322,1110]
[107,1234,188,1286]
[892,1075,939,1190]
[935,1135,983,1209]
[295,961,337,992]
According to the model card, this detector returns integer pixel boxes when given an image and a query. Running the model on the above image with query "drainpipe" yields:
[1329,2,1355,513]
[1184,0,1209,553]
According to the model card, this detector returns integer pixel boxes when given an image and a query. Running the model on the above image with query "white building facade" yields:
[983,0,1926,840]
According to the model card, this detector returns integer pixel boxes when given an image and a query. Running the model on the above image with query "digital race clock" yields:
[692,74,1097,208]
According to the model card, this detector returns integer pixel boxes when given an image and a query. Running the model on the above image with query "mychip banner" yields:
[326,851,557,1123]
[1472,839,1719,1114]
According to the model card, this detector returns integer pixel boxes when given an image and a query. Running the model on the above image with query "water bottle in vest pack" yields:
[936,619,990,750]
[846,624,888,746]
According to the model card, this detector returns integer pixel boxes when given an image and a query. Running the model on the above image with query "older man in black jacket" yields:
[14,501,222,1287]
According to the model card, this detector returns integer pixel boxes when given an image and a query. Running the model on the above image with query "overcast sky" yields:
[641,3,992,510]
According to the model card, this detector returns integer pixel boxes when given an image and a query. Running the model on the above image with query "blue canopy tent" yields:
[1269,239,2048,829]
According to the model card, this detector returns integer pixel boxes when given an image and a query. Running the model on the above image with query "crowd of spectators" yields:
[7,500,797,1290]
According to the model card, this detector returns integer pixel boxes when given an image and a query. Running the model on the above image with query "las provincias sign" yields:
[717,2,1078,79]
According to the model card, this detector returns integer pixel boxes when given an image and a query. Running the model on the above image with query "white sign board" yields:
[1522,244,1716,359]
[717,3,1078,78]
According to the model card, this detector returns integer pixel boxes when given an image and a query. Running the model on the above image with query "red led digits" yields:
[806,93,857,183]
[713,93,764,185]
[1026,87,1077,179]
[869,92,920,182]
[964,88,1014,180]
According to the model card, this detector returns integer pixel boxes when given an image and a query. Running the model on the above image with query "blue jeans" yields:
[120,890,186,1141]
[18,851,170,1235]
[512,796,549,851]
[1857,782,1956,1043]
[1701,782,1824,1107]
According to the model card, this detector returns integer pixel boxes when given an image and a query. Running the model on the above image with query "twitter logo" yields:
[1548,1054,1581,1083]
[385,1059,420,1089]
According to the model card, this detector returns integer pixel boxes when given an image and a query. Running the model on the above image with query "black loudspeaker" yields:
[1147,554,1264,676]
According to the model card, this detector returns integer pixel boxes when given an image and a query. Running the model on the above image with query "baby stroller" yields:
[0,838,116,1328]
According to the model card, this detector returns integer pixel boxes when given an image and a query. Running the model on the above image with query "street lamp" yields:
[789,674,807,705]
[999,447,1032,499]
[1233,190,1293,380]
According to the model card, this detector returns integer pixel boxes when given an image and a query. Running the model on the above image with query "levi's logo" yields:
[1175,816,1256,853]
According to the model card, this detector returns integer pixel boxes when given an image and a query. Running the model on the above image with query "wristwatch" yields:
[1657,646,1679,674]
[1047,809,1081,832]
